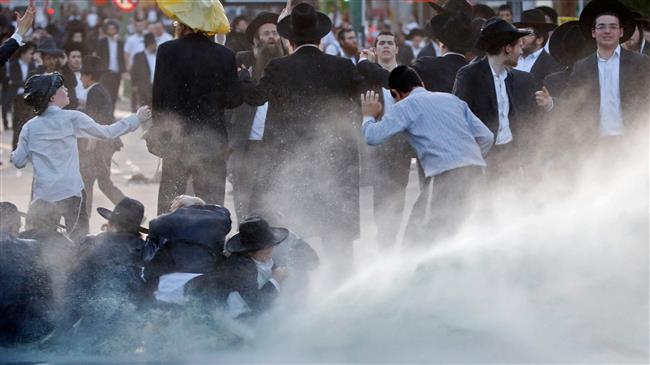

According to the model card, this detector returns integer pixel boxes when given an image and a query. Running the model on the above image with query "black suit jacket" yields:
[559,49,650,143]
[413,54,468,93]
[151,33,242,152]
[95,37,126,74]
[85,83,113,125]
[453,59,540,145]
[227,51,259,150]
[7,59,35,98]
[417,42,437,59]
[130,51,153,106]
[543,67,570,97]
[0,38,19,67]
[528,49,563,86]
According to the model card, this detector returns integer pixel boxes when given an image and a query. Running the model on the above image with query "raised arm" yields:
[73,107,149,139]
[360,91,408,145]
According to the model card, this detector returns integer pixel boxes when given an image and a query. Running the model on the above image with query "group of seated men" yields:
[0,195,318,349]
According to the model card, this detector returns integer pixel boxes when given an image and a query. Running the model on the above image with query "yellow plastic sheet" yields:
[157,0,230,35]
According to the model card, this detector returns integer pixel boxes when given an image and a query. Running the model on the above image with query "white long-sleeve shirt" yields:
[11,106,141,202]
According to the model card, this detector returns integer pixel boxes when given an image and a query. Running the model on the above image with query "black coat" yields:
[150,33,243,156]
[185,254,279,317]
[130,51,153,106]
[543,67,570,97]
[0,232,53,345]
[240,46,365,241]
[452,59,541,147]
[558,49,650,144]
[6,59,36,98]
[0,37,19,67]
[413,54,468,93]
[227,50,259,150]
[95,37,126,74]
[528,49,563,86]
[81,83,122,154]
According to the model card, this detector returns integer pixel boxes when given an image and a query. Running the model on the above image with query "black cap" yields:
[97,197,148,234]
[475,16,531,51]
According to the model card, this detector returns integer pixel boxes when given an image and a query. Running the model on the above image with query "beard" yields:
[341,42,359,58]
[253,42,286,80]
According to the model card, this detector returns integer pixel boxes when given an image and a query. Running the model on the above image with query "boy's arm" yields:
[73,109,144,139]
[10,124,30,168]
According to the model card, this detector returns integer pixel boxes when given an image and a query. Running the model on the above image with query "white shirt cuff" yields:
[545,97,554,112]
[10,32,23,45]
[363,116,375,124]
[268,278,281,292]
[359,57,368,63]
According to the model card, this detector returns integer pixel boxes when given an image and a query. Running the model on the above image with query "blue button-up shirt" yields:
[362,87,494,177]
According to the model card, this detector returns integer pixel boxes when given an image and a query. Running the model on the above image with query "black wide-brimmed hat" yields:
[80,55,106,74]
[579,0,636,43]
[37,37,64,56]
[549,20,595,67]
[513,9,557,32]
[430,12,477,52]
[246,12,279,43]
[23,72,64,111]
[97,197,148,234]
[475,17,531,51]
[428,0,472,16]
[277,3,331,42]
[225,216,289,254]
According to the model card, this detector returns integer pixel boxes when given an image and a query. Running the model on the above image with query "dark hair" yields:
[337,28,354,42]
[592,12,620,28]
[533,29,549,48]
[388,66,423,94]
[485,37,520,56]
[24,73,64,115]
[17,42,36,57]
[64,41,87,56]
[498,4,512,13]
[82,70,102,82]
[374,31,395,46]
[0,201,20,232]
[144,32,156,47]
[233,15,248,27]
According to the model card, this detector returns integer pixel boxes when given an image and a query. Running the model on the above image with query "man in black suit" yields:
[239,3,364,271]
[0,5,34,68]
[95,19,125,115]
[513,9,563,85]
[149,19,242,214]
[7,42,35,150]
[453,17,551,179]
[78,55,126,215]
[557,0,650,149]
[227,12,285,222]
[130,33,157,108]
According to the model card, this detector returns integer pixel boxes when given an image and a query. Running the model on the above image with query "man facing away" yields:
[361,66,493,246]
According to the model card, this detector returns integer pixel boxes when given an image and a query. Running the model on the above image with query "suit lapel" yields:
[618,48,633,115]
[505,70,516,117]
[479,60,498,117]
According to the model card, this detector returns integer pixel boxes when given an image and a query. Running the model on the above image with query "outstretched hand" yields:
[15,2,36,37]
[136,105,152,122]
[361,90,383,119]
[535,86,552,109]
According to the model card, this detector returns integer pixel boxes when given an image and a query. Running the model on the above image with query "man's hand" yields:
[361,90,383,119]
[272,266,289,283]
[535,86,553,109]
[136,105,152,122]
[15,3,36,37]
[360,48,377,63]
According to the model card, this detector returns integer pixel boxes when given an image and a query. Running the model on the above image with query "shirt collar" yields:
[488,62,507,79]
[444,51,465,58]
[45,105,62,113]
[410,86,427,95]
[294,44,320,52]
[597,45,621,61]
[523,47,544,61]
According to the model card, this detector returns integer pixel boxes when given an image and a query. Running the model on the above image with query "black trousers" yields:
[11,94,33,150]
[53,191,89,242]
[100,71,121,114]
[229,140,264,222]
[80,143,125,215]
[157,147,228,215]
[404,166,484,247]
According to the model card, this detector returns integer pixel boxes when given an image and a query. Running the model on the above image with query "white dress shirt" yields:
[124,33,145,65]
[74,71,87,104]
[145,51,156,84]
[226,257,280,319]
[597,45,624,137]
[156,32,173,46]
[248,102,268,140]
[17,59,29,94]
[489,63,513,145]
[516,47,544,73]
[11,106,140,202]
[107,37,119,72]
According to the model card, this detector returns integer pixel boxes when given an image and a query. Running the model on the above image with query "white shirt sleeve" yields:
[72,111,141,139]
[10,32,23,45]
[10,124,30,168]
[325,44,338,56]
[361,107,408,145]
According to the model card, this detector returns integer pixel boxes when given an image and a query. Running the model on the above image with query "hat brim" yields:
[246,12,280,44]
[38,48,65,56]
[548,20,595,67]
[96,207,149,234]
[475,29,530,51]
[579,0,636,44]
[277,12,332,42]
[226,227,289,253]
[431,13,477,52]
[512,22,557,32]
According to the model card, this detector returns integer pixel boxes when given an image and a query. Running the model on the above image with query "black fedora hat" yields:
[473,4,496,20]
[80,55,106,74]
[579,0,636,43]
[246,12,279,44]
[428,0,472,17]
[37,37,64,56]
[513,9,557,32]
[475,17,531,51]
[549,20,595,67]
[97,197,148,234]
[277,3,332,42]
[430,12,477,52]
[225,216,289,254]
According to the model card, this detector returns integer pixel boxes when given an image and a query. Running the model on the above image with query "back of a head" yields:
[388,66,424,94]
[26,199,59,231]
[0,202,20,234]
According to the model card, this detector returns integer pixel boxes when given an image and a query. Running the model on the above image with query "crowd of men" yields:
[1,0,649,353]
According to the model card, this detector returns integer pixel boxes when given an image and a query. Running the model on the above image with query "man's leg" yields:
[192,152,227,206]
[55,191,89,242]
[100,71,121,114]
[95,149,126,205]
[372,156,411,248]
[157,156,189,214]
